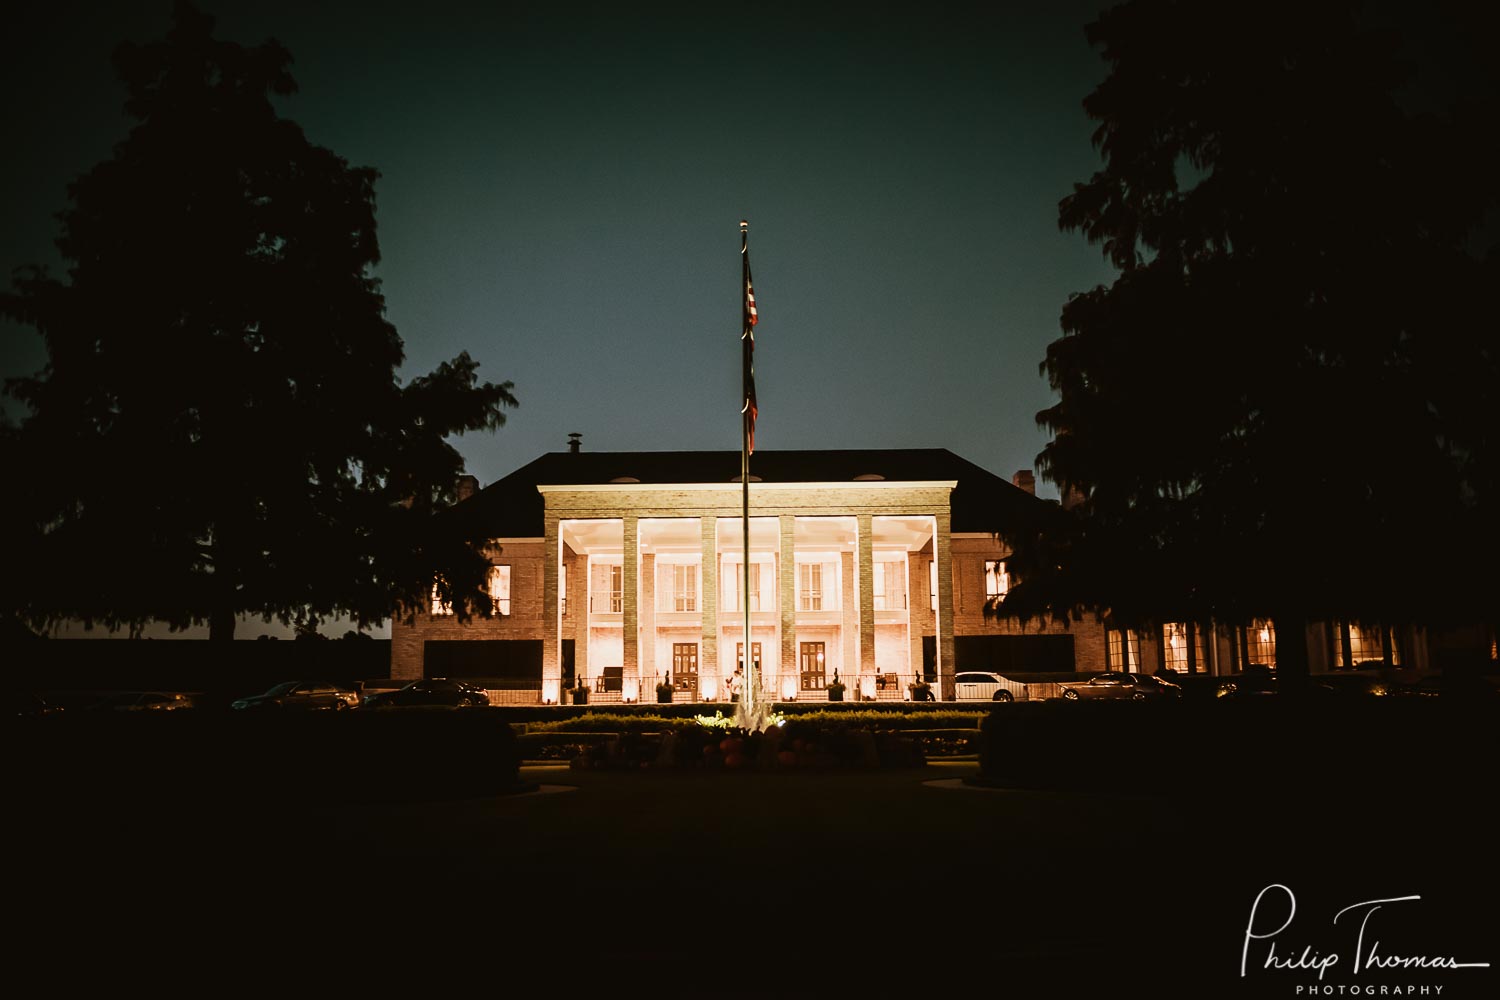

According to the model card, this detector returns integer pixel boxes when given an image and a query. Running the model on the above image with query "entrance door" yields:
[735,642,763,671]
[671,642,699,699]
[734,641,763,699]
[800,641,827,690]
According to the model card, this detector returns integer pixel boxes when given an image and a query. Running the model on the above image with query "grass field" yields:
[16,750,1496,997]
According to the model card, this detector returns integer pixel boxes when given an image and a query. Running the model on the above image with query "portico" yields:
[539,480,957,704]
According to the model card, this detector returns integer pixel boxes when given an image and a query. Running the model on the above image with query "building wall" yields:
[792,624,844,686]
[908,541,935,676]
[390,539,546,680]
[652,625,704,691]
[540,483,955,691]
[840,550,858,685]
[394,484,1129,690]
[874,624,910,674]
[949,534,1108,674]
[563,542,586,680]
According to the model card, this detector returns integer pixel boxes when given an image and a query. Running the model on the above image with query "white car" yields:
[953,671,1027,702]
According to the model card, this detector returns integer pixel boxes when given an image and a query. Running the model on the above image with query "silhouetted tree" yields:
[1001,1,1497,679]
[2,3,516,640]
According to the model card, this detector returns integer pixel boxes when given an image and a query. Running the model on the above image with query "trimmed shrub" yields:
[18,706,527,804]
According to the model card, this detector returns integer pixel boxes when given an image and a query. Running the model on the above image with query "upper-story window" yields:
[799,562,823,611]
[723,558,768,612]
[559,563,567,616]
[930,560,938,611]
[984,559,1009,605]
[590,562,623,614]
[488,565,511,616]
[873,558,907,611]
[804,563,840,611]
[665,563,698,613]
[430,582,452,617]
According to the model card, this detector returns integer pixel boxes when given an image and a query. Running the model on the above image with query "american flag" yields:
[741,222,758,454]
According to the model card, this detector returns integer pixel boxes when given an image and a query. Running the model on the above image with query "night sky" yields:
[3,0,1120,501]
[7,3,1486,639]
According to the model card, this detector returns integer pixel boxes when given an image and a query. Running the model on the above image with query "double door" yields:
[799,641,827,690]
[671,643,699,698]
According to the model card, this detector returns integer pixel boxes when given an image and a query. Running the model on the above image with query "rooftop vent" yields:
[853,473,885,481]
[609,476,641,484]
[567,432,582,454]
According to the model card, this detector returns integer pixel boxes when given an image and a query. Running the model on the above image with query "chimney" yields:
[568,432,582,454]
[455,475,479,503]
[1011,470,1036,496]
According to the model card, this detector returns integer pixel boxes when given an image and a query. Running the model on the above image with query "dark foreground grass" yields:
[14,759,1497,998]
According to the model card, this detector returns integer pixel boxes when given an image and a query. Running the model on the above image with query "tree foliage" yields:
[2,2,517,639]
[1002,1,1497,644]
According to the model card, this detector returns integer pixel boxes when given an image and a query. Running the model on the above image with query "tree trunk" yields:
[209,605,236,641]
[208,536,236,641]
[1275,611,1310,693]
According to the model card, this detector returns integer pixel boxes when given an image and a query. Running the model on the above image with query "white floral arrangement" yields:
[693,709,786,730]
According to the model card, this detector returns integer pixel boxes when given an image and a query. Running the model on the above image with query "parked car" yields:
[1215,668,1336,699]
[7,691,64,717]
[361,678,490,709]
[1058,672,1180,701]
[231,681,360,711]
[1316,674,1391,697]
[89,690,197,711]
[1388,672,1499,699]
[1130,673,1184,699]
[953,671,1027,702]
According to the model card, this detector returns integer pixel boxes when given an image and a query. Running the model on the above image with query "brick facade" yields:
[390,450,1114,699]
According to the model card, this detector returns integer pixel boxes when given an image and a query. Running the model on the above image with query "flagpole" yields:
[739,219,755,724]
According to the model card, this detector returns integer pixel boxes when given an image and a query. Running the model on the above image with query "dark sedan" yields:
[1389,672,1499,699]
[361,678,491,708]
[1059,672,1181,701]
[1215,670,1337,699]
[232,681,360,711]
[8,691,65,717]
[91,690,197,711]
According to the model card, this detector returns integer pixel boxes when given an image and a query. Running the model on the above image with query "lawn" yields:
[16,750,1496,996]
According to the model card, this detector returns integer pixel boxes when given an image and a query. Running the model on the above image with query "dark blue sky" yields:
[4,0,1122,500]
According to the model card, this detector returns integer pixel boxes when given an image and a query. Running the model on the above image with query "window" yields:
[666,563,698,612]
[1241,619,1275,669]
[799,562,823,611]
[431,582,452,616]
[1107,628,1140,672]
[488,565,511,616]
[1161,622,1205,673]
[1334,622,1399,669]
[930,561,938,611]
[873,559,906,611]
[984,560,1009,605]
[590,562,623,614]
[723,560,765,612]
[559,563,567,616]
